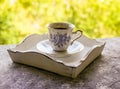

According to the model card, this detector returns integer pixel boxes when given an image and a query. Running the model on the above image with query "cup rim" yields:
[46,22,75,29]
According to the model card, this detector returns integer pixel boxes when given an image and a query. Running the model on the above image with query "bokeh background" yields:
[0,0,120,44]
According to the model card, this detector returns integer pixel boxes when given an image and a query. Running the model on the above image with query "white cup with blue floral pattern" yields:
[47,22,82,51]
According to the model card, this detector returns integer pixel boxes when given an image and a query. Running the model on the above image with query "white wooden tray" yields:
[8,34,105,78]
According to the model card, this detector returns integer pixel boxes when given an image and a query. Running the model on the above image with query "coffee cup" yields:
[47,22,82,51]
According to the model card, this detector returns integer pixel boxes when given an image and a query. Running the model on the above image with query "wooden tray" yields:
[8,34,105,78]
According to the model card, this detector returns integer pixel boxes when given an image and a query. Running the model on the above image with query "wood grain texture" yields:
[0,37,120,89]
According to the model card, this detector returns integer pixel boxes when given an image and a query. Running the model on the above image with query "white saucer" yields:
[36,40,84,57]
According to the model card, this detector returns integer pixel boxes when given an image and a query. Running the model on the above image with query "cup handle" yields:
[71,30,83,45]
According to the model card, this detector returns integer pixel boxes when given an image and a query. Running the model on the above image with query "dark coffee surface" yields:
[54,27,67,29]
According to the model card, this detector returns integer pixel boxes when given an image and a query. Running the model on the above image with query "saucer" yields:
[36,40,84,57]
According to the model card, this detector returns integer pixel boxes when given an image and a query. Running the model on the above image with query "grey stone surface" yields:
[0,37,120,89]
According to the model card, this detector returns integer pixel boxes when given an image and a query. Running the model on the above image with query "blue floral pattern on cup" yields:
[50,33,71,48]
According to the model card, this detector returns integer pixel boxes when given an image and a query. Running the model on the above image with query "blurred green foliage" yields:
[0,0,120,44]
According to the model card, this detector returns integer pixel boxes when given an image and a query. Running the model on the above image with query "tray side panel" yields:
[8,50,73,77]
[72,44,105,78]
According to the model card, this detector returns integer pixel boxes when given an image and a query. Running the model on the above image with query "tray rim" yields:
[8,34,106,67]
